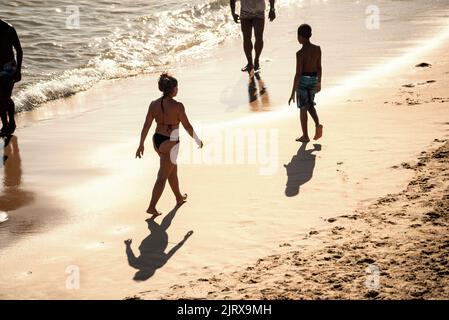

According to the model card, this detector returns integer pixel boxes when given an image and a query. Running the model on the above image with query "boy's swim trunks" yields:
[296,72,318,110]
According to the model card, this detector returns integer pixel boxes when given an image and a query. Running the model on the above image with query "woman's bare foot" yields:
[176,194,188,206]
[296,136,310,143]
[146,207,162,217]
[314,125,323,140]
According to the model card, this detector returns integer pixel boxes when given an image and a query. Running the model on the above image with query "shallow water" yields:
[1,0,448,113]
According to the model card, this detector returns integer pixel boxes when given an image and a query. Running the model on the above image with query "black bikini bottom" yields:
[153,133,179,150]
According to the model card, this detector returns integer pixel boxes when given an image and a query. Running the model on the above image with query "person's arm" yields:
[179,103,203,148]
[124,239,139,269]
[230,0,236,14]
[289,51,303,105]
[136,104,154,158]
[166,231,193,260]
[269,0,276,21]
[230,0,239,23]
[11,27,23,82]
[316,47,322,93]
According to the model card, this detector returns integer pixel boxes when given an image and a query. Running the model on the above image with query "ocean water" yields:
[1,0,242,111]
[1,0,449,113]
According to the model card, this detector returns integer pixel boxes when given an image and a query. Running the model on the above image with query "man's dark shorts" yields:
[240,9,265,25]
[0,60,17,98]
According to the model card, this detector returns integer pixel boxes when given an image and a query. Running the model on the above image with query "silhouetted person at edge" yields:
[136,73,203,217]
[124,207,193,281]
[284,143,321,197]
[0,19,22,136]
[230,0,276,74]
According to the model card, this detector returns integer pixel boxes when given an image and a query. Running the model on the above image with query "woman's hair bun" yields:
[158,72,178,95]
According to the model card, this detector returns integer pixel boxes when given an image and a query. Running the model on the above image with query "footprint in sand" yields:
[336,168,349,182]
[86,241,107,250]
[279,243,292,248]
[431,97,449,103]
[17,271,33,278]
[111,226,130,235]
[415,62,432,68]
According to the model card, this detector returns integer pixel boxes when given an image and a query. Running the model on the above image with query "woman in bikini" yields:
[136,73,203,216]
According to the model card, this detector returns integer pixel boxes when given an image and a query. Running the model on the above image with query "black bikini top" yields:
[159,96,178,131]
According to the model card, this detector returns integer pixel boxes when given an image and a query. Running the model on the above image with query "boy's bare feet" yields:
[146,207,162,217]
[296,136,310,143]
[314,125,323,140]
[176,194,188,206]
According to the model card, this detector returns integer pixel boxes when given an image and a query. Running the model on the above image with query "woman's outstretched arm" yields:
[179,103,203,148]
[136,104,154,158]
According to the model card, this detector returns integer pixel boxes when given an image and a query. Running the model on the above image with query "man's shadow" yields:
[284,143,322,197]
[248,72,271,112]
[124,205,193,281]
[0,135,34,212]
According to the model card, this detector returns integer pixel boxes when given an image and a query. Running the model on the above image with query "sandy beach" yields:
[1,1,449,300]
[146,140,449,300]
[133,37,449,300]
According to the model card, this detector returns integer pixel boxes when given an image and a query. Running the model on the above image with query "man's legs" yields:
[5,98,15,133]
[253,18,265,70]
[0,98,8,132]
[240,18,254,70]
[0,77,15,134]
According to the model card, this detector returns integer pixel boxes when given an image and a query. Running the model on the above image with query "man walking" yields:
[230,0,276,73]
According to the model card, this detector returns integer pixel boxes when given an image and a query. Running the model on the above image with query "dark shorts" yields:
[296,75,318,109]
[240,14,265,35]
[0,74,15,98]
[240,10,265,20]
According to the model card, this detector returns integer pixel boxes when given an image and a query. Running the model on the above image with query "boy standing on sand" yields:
[288,24,323,142]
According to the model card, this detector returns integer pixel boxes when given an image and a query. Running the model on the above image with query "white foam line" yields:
[0,212,8,224]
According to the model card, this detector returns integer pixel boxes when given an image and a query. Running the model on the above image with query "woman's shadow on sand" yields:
[124,206,193,281]
[284,143,322,197]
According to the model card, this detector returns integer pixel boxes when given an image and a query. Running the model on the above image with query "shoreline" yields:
[12,0,449,119]
[13,17,449,134]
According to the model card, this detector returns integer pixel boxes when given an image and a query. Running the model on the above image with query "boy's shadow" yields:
[284,143,322,197]
[124,205,193,281]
